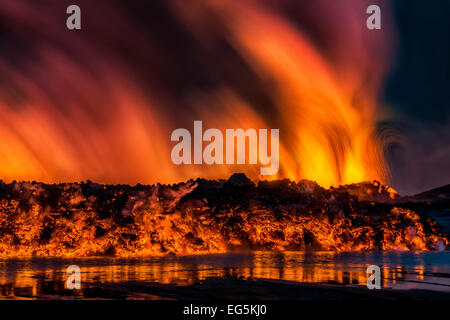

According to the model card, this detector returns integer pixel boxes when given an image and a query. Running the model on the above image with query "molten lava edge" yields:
[0,174,447,257]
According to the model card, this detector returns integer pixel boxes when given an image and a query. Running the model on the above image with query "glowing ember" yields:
[0,174,446,257]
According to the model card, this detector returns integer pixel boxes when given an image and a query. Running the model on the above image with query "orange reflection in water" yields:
[0,252,445,299]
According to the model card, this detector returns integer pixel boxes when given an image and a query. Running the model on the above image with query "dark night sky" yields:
[383,1,450,194]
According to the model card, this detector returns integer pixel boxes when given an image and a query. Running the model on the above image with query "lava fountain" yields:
[2,1,443,258]
[0,0,393,188]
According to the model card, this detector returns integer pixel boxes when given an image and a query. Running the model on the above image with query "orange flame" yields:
[0,179,446,257]
[0,0,392,187]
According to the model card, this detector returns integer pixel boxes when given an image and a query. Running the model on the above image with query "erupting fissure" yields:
[0,175,446,257]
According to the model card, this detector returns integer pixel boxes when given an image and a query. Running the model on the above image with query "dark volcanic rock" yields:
[0,175,448,256]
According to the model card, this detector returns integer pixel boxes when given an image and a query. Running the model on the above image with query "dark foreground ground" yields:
[27,277,450,300]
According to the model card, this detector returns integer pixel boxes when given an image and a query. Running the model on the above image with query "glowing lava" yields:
[0,177,446,257]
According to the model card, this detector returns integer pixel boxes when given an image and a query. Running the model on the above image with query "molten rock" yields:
[0,174,447,257]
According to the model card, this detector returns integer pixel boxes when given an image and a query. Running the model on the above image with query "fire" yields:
[0,177,446,257]
[0,0,392,188]
[3,2,431,258]
[199,0,390,187]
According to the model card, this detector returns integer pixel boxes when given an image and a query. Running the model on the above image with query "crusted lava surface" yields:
[0,173,447,257]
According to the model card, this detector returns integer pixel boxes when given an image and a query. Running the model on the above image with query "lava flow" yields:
[0,174,446,257]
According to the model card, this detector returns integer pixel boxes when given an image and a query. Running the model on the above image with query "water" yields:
[0,251,449,299]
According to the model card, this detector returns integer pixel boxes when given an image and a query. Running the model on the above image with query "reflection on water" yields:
[0,251,449,299]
